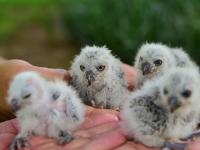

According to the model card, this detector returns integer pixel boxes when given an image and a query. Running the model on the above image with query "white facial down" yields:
[134,43,176,87]
[7,71,47,112]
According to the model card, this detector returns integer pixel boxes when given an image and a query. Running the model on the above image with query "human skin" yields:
[0,106,126,150]
[0,60,199,150]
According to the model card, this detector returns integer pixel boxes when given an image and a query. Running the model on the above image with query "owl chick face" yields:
[72,46,113,86]
[159,68,200,113]
[135,43,175,79]
[7,71,46,112]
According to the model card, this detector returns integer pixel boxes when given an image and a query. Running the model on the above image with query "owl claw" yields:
[163,141,187,150]
[9,137,30,150]
[58,131,74,145]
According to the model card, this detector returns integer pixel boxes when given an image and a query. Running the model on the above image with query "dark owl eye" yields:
[80,65,85,71]
[154,59,163,66]
[163,88,168,95]
[97,65,105,72]
[181,90,191,98]
[23,93,31,99]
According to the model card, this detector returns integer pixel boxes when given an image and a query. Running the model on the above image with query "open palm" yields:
[0,60,199,150]
[0,106,126,150]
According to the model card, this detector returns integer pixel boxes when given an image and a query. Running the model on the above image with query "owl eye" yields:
[80,65,85,71]
[181,90,191,98]
[97,65,105,72]
[163,88,168,95]
[154,59,163,66]
[23,93,31,99]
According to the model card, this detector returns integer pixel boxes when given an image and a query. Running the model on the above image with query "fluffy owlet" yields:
[71,45,129,110]
[134,43,198,88]
[121,67,200,150]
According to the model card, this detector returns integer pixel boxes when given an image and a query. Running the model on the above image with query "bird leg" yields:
[163,141,187,150]
[58,131,74,145]
[9,136,31,150]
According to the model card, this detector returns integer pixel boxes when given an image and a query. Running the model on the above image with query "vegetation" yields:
[0,0,200,64]
[63,0,200,64]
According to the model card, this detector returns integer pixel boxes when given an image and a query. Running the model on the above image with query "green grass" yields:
[0,1,61,40]
[0,0,57,6]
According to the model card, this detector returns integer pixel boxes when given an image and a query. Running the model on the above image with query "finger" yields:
[80,113,119,130]
[114,141,159,150]
[30,136,56,146]
[32,66,70,82]
[75,121,119,138]
[114,142,137,150]
[0,119,20,150]
[30,135,89,150]
[187,138,200,150]
[5,59,70,81]
[76,128,126,150]
[80,106,119,129]
[0,133,15,150]
[31,141,59,150]
[63,138,90,150]
[122,64,136,91]
[24,136,60,150]
[86,106,119,116]
[0,119,19,134]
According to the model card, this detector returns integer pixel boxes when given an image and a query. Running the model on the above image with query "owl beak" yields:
[10,98,21,112]
[142,62,151,75]
[168,96,181,112]
[85,70,95,86]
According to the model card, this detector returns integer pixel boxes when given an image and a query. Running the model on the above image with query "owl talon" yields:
[58,131,74,145]
[9,137,30,150]
[163,141,187,150]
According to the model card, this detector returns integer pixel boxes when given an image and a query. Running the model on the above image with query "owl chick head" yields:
[159,68,200,113]
[72,45,116,86]
[7,71,46,112]
[135,43,175,79]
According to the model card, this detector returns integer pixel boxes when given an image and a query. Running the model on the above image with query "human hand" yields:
[0,59,69,121]
[0,106,126,150]
[121,64,136,91]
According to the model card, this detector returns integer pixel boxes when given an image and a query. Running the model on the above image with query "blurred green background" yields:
[0,0,199,68]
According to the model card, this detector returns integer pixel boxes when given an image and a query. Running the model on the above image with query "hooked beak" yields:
[141,62,152,75]
[168,96,181,113]
[85,70,95,86]
[10,98,20,112]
